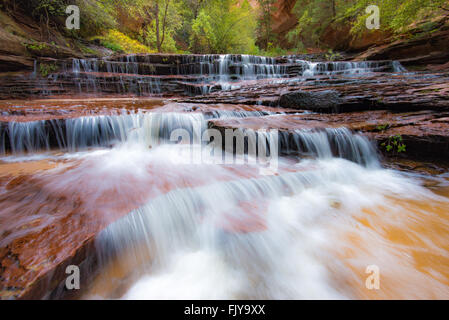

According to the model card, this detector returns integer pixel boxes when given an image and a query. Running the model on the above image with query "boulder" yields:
[278,90,342,112]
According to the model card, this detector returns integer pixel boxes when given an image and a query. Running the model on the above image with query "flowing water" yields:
[1,102,448,300]
[25,54,405,97]
[1,55,448,300]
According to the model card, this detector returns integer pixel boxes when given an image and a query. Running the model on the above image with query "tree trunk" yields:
[155,3,161,52]
[160,0,171,51]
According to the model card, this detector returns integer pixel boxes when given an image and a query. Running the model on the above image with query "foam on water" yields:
[2,108,446,299]
[91,148,448,299]
[0,112,378,170]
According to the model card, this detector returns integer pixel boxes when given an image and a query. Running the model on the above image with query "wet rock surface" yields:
[209,110,449,162]
[0,53,448,300]
[181,72,449,112]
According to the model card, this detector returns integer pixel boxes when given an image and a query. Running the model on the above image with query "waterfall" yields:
[0,112,206,154]
[70,58,162,95]
[181,54,288,93]
[0,111,280,155]
[96,166,345,269]
[4,52,448,301]
[285,128,379,167]
[126,54,287,94]
[23,55,406,97]
[0,112,378,170]
[92,150,409,299]
[392,61,407,72]
[13,54,409,100]
[293,60,406,77]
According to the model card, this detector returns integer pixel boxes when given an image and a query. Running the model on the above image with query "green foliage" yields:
[101,40,124,52]
[377,124,406,154]
[23,42,48,52]
[78,44,100,56]
[39,62,58,77]
[376,124,390,131]
[256,0,276,50]
[4,0,448,54]
[260,43,288,57]
[138,0,183,53]
[325,49,342,61]
[288,0,337,48]
[380,135,406,154]
[288,0,447,49]
[3,0,116,38]
[30,0,68,17]
[74,0,117,38]
[189,0,258,54]
[340,0,449,36]
[286,28,307,54]
[93,30,153,53]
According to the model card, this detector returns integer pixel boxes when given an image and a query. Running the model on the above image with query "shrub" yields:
[93,30,153,54]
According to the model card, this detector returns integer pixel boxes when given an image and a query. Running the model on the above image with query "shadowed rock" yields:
[279,90,342,112]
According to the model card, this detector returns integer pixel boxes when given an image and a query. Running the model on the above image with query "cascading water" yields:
[3,50,446,300]
[1,102,448,300]
[24,54,406,97]
[178,54,287,94]
[292,60,406,77]
[70,58,162,95]
[0,111,208,155]
[73,109,447,300]
[0,110,376,168]
[279,128,379,168]
[71,54,288,95]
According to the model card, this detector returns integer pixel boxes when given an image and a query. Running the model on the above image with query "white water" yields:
[70,55,288,95]
[0,111,210,155]
[29,55,407,97]
[48,109,442,300]
[96,157,362,299]
[86,135,447,300]
[2,103,447,299]
[292,60,406,77]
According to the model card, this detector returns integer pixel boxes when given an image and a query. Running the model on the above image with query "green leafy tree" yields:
[138,0,182,52]
[287,0,448,50]
[287,0,338,49]
[342,0,449,36]
[189,0,258,54]
[174,0,210,51]
[256,0,276,50]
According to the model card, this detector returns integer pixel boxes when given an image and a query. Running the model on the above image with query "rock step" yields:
[67,58,399,76]
[209,111,449,162]
[106,54,288,64]
[0,54,408,99]
[4,106,437,162]
[181,71,449,112]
